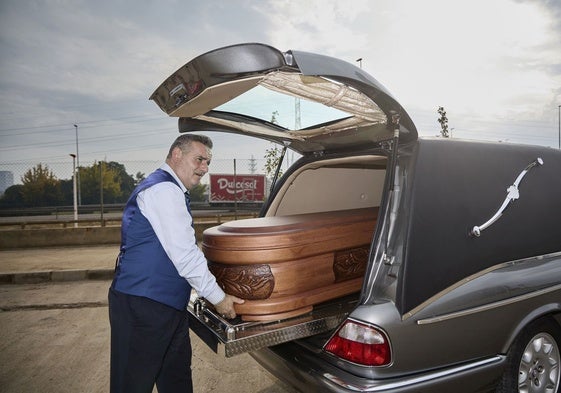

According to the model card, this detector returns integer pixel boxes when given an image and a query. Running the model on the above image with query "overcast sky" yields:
[1,0,560,176]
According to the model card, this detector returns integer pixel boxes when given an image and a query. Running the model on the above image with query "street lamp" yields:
[74,124,81,205]
[69,154,78,228]
[557,105,561,150]
[356,58,363,68]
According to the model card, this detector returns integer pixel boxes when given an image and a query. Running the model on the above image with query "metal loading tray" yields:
[187,293,358,357]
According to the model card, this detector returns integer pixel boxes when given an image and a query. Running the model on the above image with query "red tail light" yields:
[324,320,391,366]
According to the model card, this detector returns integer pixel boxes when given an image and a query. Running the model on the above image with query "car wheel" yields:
[496,318,561,393]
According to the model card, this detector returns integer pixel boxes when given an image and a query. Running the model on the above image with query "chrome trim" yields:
[470,157,543,237]
[322,356,503,392]
[188,294,358,357]
[402,251,561,321]
[417,282,561,325]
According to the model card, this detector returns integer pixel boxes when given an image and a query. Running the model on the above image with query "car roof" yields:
[150,43,417,155]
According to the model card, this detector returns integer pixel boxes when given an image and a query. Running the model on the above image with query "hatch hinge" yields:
[387,112,400,190]
[381,112,402,262]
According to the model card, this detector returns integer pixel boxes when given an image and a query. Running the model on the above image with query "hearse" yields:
[151,43,561,393]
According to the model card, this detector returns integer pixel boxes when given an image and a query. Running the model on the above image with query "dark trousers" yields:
[108,287,192,393]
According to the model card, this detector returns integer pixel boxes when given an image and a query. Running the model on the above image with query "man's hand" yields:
[214,294,244,319]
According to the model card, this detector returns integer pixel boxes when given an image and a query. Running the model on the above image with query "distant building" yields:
[0,171,14,196]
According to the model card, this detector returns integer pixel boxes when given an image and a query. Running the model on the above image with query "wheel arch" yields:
[501,304,561,354]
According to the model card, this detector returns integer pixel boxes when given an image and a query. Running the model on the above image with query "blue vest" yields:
[112,169,192,310]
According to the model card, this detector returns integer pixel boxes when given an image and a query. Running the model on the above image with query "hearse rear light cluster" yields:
[324,319,391,366]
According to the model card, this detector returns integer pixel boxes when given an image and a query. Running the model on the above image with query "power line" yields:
[0,114,164,135]
[0,125,172,152]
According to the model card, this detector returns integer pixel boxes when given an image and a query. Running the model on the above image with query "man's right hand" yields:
[214,294,245,319]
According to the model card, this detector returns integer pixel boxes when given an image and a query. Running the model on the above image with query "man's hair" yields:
[167,134,213,159]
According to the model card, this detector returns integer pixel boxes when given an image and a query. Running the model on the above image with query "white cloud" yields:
[249,0,559,140]
[0,1,184,102]
[253,0,371,56]
[0,0,560,169]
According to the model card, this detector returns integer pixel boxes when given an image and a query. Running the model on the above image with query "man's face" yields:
[170,141,212,190]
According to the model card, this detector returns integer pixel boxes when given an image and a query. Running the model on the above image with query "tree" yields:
[20,164,62,207]
[72,161,139,205]
[0,161,143,209]
[59,179,74,205]
[189,183,207,202]
[134,171,145,186]
[264,145,284,179]
[263,110,284,179]
[437,106,450,138]
[0,184,25,208]
[105,161,137,200]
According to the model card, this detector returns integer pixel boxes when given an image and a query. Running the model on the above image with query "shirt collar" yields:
[160,162,188,194]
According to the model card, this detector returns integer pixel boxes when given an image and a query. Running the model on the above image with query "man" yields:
[109,134,244,393]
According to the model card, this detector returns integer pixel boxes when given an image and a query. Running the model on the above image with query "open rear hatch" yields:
[151,43,417,356]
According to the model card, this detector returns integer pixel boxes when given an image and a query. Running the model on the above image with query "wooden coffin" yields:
[202,207,379,321]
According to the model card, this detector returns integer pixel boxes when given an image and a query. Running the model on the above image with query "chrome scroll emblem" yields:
[470,157,543,237]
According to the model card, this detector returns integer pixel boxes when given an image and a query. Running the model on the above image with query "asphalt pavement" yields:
[0,246,297,393]
[0,244,118,284]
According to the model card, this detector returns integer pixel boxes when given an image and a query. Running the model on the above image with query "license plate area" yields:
[188,293,358,357]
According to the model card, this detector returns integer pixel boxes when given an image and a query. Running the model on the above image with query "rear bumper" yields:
[250,342,505,393]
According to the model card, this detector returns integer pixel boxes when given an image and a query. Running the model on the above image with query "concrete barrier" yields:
[0,223,219,249]
[0,227,121,249]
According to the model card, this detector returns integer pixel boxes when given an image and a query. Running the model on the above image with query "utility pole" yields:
[100,162,104,225]
[74,124,81,205]
[558,105,560,149]
[557,105,561,150]
[248,155,257,174]
[293,97,301,166]
[70,154,78,228]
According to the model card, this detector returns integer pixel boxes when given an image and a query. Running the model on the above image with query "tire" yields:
[496,317,561,393]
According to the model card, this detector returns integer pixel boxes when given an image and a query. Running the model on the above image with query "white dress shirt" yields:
[136,163,225,305]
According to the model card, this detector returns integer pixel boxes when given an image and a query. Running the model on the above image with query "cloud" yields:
[371,1,558,118]
[0,1,180,102]
[253,0,371,57]
[0,0,560,171]
[248,0,559,144]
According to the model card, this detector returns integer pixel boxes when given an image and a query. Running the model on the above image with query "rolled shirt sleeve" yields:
[137,173,225,306]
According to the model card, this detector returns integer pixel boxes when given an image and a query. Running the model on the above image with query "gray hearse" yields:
[151,43,561,393]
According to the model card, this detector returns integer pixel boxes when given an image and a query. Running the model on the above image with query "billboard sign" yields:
[209,174,266,203]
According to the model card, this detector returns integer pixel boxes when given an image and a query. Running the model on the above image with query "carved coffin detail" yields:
[203,208,378,321]
[333,246,369,282]
[208,262,274,300]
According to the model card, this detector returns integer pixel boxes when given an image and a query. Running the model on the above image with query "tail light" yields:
[324,319,391,366]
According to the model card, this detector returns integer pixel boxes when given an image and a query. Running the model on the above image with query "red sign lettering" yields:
[209,174,266,203]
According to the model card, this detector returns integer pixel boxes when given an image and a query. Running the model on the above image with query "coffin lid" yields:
[150,43,417,154]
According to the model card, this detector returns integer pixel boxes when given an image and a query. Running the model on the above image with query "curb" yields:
[0,269,114,285]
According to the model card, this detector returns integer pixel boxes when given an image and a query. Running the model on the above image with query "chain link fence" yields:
[1,158,269,186]
[0,158,274,212]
